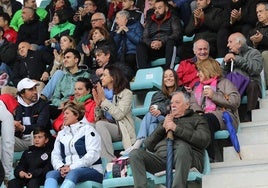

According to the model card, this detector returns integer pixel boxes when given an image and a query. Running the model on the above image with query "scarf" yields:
[76,94,92,103]
[104,88,114,121]
[194,76,217,113]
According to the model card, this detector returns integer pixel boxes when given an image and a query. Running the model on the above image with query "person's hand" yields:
[184,86,192,93]
[24,173,32,179]
[151,40,162,50]
[92,82,105,106]
[53,49,61,63]
[40,71,49,81]
[96,68,104,77]
[203,86,214,99]
[14,120,24,132]
[82,43,91,56]
[163,114,176,132]
[230,8,241,24]
[19,171,27,178]
[149,106,161,116]
[116,26,129,34]
[224,53,235,63]
[250,30,263,46]
[60,165,70,177]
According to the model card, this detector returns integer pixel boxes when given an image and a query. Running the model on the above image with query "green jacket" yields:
[10,8,48,31]
[145,109,211,161]
[50,21,76,39]
[51,69,90,107]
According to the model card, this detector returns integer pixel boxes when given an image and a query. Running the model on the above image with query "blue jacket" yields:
[112,20,143,57]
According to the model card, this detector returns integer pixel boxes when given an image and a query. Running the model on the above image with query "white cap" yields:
[17,78,39,92]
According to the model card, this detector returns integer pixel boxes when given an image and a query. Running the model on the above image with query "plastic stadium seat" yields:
[147,150,210,186]
[112,117,141,151]
[130,67,163,91]
[183,35,195,43]
[132,91,157,116]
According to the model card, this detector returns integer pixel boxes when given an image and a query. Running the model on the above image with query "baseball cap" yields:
[17,78,39,92]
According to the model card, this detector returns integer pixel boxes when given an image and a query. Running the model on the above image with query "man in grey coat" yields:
[129,91,211,188]
[223,32,263,121]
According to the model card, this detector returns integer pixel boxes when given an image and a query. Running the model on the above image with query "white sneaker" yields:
[120,146,134,156]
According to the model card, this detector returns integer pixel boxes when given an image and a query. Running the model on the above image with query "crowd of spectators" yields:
[0,0,267,187]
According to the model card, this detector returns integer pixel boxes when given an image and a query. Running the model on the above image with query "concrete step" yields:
[223,144,268,162]
[259,98,268,109]
[251,109,268,122]
[202,169,268,188]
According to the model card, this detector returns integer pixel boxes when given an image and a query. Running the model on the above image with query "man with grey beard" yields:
[136,0,182,69]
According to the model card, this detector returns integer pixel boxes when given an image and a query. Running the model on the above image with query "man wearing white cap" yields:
[14,78,50,151]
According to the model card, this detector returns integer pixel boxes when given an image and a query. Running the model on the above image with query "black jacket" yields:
[0,38,17,67]
[14,145,53,181]
[17,13,48,45]
[12,50,53,86]
[15,98,51,136]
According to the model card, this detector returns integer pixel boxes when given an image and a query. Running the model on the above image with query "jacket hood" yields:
[151,10,171,24]
[0,94,18,113]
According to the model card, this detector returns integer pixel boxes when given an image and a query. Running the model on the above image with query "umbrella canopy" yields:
[166,130,174,188]
[222,111,242,160]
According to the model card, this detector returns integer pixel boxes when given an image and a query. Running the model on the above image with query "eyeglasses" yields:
[91,18,103,23]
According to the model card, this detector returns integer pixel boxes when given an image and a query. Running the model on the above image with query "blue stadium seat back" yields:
[130,67,163,91]
[151,58,165,67]
[132,91,157,116]
[183,35,195,43]
[112,116,142,151]
[39,0,50,8]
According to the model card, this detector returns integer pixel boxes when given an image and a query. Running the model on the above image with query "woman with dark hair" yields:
[45,0,74,24]
[121,69,181,155]
[53,77,96,132]
[49,9,76,40]
[82,27,117,72]
[45,101,103,187]
[93,64,136,161]
[190,58,240,160]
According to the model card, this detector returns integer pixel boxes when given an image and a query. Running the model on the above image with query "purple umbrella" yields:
[222,111,242,160]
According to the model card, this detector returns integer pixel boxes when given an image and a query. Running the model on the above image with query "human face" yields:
[170,93,189,118]
[24,0,37,9]
[55,0,65,9]
[154,1,168,19]
[74,81,89,99]
[21,86,38,104]
[196,0,210,9]
[18,42,31,57]
[52,13,59,24]
[63,52,78,69]
[115,14,127,27]
[197,69,206,82]
[101,69,113,88]
[83,0,96,13]
[0,17,7,28]
[122,0,133,10]
[163,70,175,88]
[92,29,105,43]
[95,51,110,67]
[256,4,268,25]
[91,13,105,28]
[60,36,73,51]
[194,40,209,61]
[22,7,33,22]
[33,132,48,147]
[63,108,79,126]
[148,0,156,9]
[227,34,241,54]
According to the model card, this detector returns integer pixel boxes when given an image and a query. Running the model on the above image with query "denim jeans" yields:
[41,70,64,100]
[44,167,103,188]
[137,112,165,139]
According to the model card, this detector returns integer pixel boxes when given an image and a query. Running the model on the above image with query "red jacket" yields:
[177,57,199,89]
[4,28,17,43]
[0,93,18,113]
[53,96,96,132]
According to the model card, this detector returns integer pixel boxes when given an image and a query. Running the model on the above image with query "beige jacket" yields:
[95,88,136,149]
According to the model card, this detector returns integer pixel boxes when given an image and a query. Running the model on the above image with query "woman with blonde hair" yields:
[190,57,241,161]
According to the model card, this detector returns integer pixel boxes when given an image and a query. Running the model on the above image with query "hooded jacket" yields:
[0,93,18,113]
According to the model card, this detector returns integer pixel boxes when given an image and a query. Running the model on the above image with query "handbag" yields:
[225,71,250,96]
[225,60,250,96]
[105,156,131,179]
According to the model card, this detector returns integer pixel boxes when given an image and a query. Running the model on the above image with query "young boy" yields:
[8,127,53,188]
